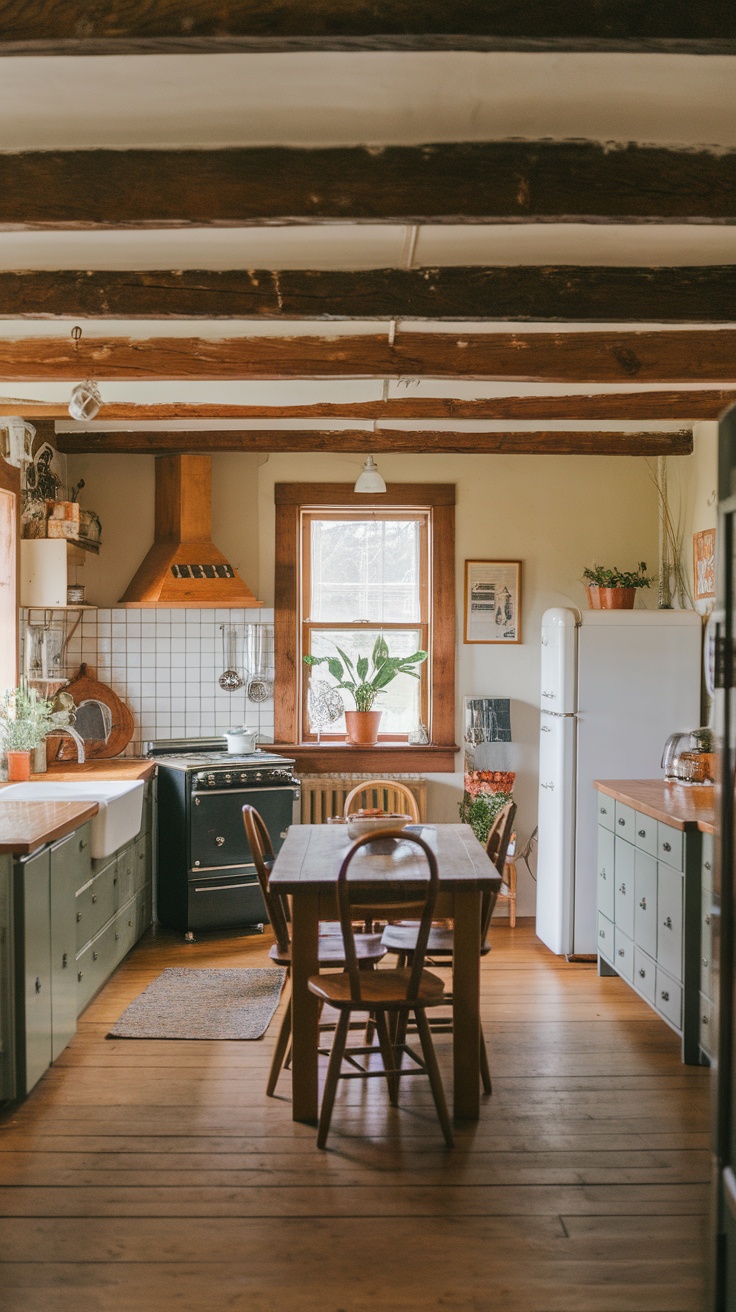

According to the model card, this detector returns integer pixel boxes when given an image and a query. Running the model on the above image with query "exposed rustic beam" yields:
[54,428,693,457]
[0,1,730,53]
[13,391,736,421]
[3,332,736,382]
[1,143,735,228]
[7,266,736,321]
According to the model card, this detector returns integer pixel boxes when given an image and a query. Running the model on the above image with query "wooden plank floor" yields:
[0,919,710,1311]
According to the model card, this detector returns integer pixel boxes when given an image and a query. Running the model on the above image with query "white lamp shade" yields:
[68,379,102,421]
[354,456,386,493]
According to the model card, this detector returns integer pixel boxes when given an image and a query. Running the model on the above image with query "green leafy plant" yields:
[304,636,427,713]
[0,684,55,753]
[458,791,513,846]
[582,562,653,590]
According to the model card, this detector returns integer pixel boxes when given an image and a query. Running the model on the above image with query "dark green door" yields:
[49,827,88,1061]
[18,847,51,1094]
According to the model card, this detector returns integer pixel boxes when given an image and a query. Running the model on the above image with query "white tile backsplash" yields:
[65,607,275,754]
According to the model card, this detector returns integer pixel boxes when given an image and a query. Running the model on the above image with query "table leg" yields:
[452,888,482,1120]
[289,890,320,1122]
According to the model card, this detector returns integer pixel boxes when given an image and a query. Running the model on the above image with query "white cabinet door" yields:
[535,712,576,955]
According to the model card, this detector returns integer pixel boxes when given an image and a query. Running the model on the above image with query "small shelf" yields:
[20,540,94,610]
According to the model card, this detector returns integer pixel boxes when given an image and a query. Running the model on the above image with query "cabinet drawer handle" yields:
[77,970,83,981]
[638,829,646,837]
[62,952,68,968]
[639,968,646,978]
[619,883,626,894]
[663,916,673,930]
[91,894,97,904]
[705,915,711,925]
[703,957,709,967]
[92,951,98,961]
[618,948,625,957]
[113,876,118,886]
[34,976,42,993]
[703,1015,709,1025]
[76,911,82,922]
[639,898,647,910]
[618,818,626,826]
[661,990,670,1002]
[599,929,606,938]
[662,842,672,853]
[215,836,225,846]
[115,932,120,941]
[705,862,712,871]
[600,870,606,879]
[600,806,607,814]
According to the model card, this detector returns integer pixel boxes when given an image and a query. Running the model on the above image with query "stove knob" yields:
[256,772,263,781]
[225,773,232,784]
[240,773,247,782]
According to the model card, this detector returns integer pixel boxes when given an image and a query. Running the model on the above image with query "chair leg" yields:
[317,1011,350,1150]
[266,994,292,1097]
[414,1008,454,1148]
[364,1013,376,1047]
[479,1020,492,1096]
[374,1009,399,1105]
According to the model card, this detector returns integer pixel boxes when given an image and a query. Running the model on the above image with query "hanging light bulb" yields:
[354,455,386,494]
[68,326,102,420]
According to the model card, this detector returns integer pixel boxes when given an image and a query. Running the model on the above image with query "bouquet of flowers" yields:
[459,769,516,845]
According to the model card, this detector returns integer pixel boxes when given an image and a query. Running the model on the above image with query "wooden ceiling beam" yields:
[12,392,736,421]
[54,428,693,457]
[0,1,730,53]
[7,266,736,321]
[3,331,736,382]
[1,142,735,227]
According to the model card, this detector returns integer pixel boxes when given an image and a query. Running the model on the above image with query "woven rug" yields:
[108,967,287,1040]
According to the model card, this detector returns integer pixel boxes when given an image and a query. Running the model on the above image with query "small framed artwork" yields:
[693,529,716,601]
[464,560,522,644]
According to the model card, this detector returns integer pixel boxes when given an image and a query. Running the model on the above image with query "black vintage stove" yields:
[148,737,299,936]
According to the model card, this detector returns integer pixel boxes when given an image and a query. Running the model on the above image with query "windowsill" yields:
[272,742,459,773]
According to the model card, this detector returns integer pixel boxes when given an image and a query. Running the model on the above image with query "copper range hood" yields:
[119,455,262,609]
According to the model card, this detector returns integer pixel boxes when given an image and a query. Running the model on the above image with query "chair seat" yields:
[381,923,492,957]
[269,932,385,968]
[308,966,446,1009]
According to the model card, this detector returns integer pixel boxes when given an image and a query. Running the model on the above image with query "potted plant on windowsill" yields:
[0,684,55,781]
[304,637,428,746]
[582,562,654,610]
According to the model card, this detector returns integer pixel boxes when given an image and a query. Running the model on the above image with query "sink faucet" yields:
[50,725,86,765]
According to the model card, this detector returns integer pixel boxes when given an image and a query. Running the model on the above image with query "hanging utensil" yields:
[219,624,244,692]
[244,622,274,701]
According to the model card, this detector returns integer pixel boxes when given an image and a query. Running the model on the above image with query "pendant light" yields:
[354,456,386,494]
[68,326,102,420]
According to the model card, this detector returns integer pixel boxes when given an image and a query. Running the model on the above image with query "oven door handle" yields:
[193,881,255,893]
[192,786,299,797]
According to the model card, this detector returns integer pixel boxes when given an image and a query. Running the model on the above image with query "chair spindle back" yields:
[242,804,291,956]
[336,830,439,1003]
[482,800,517,937]
[343,779,420,824]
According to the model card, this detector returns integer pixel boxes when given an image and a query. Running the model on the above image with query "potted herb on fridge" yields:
[582,562,654,610]
[304,637,428,746]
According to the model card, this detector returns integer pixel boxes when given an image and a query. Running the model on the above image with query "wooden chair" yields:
[343,778,421,823]
[308,830,453,1149]
[242,805,386,1097]
[496,825,536,927]
[379,800,517,1093]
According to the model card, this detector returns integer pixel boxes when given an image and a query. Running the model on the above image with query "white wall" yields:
[666,422,718,614]
[70,448,660,916]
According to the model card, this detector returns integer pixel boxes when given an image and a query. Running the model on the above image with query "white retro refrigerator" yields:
[535,607,702,957]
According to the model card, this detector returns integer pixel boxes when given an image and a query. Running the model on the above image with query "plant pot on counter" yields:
[586,585,636,610]
[345,710,382,747]
[6,750,32,781]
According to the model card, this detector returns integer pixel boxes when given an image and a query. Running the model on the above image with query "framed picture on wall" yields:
[464,560,522,644]
[693,529,716,601]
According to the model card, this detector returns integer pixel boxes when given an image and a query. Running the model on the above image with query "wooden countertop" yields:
[0,800,98,855]
[595,779,716,833]
[29,759,155,783]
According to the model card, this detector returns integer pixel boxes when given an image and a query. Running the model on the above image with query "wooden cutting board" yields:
[49,663,135,761]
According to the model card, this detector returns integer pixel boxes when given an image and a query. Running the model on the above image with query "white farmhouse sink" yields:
[3,780,145,859]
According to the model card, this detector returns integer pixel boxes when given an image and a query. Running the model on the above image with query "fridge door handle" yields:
[541,781,555,790]
[540,724,551,733]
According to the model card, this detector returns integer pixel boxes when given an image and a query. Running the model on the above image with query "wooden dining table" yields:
[269,822,502,1123]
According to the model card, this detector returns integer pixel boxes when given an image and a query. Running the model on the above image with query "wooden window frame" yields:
[274,483,456,772]
[0,454,20,693]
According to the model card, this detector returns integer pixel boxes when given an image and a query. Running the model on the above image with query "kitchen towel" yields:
[107,966,287,1040]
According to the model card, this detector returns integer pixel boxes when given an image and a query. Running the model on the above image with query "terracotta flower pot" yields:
[6,749,32,781]
[345,710,382,746]
[586,585,636,610]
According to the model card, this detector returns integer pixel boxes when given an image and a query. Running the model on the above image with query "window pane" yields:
[309,519,421,622]
[307,629,423,735]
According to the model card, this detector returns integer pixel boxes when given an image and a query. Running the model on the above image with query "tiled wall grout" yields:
[27,608,275,755]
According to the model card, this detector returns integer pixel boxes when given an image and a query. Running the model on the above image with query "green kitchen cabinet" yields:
[14,845,52,1094]
[0,855,14,1101]
[50,827,89,1060]
[596,787,704,1065]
